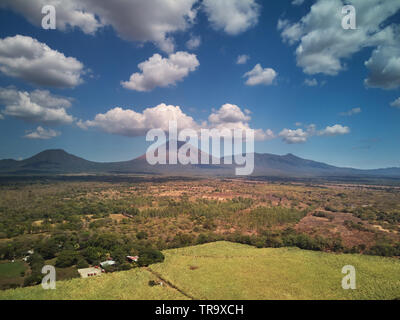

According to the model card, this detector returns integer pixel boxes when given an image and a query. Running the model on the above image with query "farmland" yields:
[0,176,399,294]
[1,241,399,300]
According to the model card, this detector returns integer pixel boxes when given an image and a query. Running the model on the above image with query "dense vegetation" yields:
[0,177,399,291]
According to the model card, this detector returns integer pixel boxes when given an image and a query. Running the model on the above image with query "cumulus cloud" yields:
[121,52,199,92]
[244,64,277,86]
[0,88,72,109]
[236,54,250,65]
[79,104,198,137]
[318,124,350,136]
[208,104,251,124]
[79,102,274,141]
[0,35,84,88]
[339,107,361,116]
[364,45,400,89]
[390,97,400,108]
[278,0,400,89]
[279,128,308,144]
[24,126,60,139]
[279,123,349,143]
[0,87,74,125]
[0,0,197,53]
[207,103,274,141]
[202,0,260,35]
[186,35,201,50]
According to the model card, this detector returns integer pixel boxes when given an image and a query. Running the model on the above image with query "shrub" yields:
[148,280,158,286]
[56,250,78,268]
[136,231,148,240]
[368,244,397,257]
[137,248,165,267]
[23,273,42,287]
[76,257,89,269]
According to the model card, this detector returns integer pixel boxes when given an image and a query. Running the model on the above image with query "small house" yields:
[126,255,139,262]
[78,267,102,278]
[100,260,116,268]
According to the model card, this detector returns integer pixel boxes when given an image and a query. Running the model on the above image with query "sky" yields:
[0,0,399,169]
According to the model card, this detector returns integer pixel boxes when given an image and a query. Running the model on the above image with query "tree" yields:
[83,246,106,264]
[136,231,148,240]
[137,248,164,267]
[56,250,78,268]
[37,240,59,259]
[76,257,89,268]
[24,273,42,287]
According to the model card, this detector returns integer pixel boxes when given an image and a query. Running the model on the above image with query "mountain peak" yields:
[37,149,69,155]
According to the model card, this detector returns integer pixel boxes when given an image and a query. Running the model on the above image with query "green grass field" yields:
[1,242,399,300]
[0,262,26,279]
[0,261,27,290]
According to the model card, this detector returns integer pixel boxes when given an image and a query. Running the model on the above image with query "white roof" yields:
[100,260,116,267]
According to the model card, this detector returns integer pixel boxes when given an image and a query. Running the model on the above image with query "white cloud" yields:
[208,104,251,124]
[79,102,274,141]
[244,64,277,86]
[0,35,84,88]
[121,52,199,92]
[24,126,60,139]
[279,123,349,143]
[292,0,305,5]
[279,128,308,144]
[0,114,4,120]
[208,104,274,141]
[79,103,199,137]
[364,45,400,89]
[0,0,198,53]
[304,78,318,87]
[318,124,350,136]
[0,87,74,125]
[278,0,400,89]
[0,0,101,35]
[0,88,72,109]
[236,54,250,65]
[390,97,400,108]
[339,107,361,116]
[186,35,201,50]
[202,0,260,35]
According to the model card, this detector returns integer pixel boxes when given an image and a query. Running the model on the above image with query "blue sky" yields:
[0,0,399,169]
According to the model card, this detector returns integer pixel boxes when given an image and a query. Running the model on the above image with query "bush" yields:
[138,248,165,267]
[148,280,158,286]
[118,262,132,271]
[313,212,334,221]
[56,250,78,268]
[23,273,42,287]
[367,244,397,257]
[136,231,148,240]
[76,257,89,269]
[83,246,106,264]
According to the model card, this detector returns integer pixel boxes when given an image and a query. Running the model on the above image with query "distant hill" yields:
[0,149,104,174]
[1,145,400,178]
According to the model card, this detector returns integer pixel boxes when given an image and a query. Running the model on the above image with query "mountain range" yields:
[1,144,400,178]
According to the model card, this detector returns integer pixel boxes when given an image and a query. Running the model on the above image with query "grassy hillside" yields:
[1,242,399,300]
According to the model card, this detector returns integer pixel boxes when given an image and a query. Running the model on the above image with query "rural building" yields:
[100,260,116,268]
[78,267,103,278]
[126,255,139,262]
